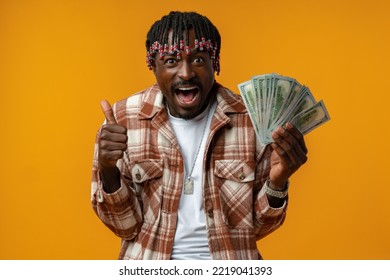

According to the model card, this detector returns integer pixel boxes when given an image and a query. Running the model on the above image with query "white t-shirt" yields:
[168,101,217,260]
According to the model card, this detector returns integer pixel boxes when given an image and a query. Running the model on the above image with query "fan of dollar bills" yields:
[238,73,330,145]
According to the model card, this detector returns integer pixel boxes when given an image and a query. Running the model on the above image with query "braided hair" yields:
[146,11,221,74]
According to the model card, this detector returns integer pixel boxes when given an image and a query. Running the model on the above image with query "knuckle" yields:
[120,126,127,134]
[285,145,292,153]
[290,137,298,147]
[99,139,109,149]
[99,129,110,140]
[120,134,128,143]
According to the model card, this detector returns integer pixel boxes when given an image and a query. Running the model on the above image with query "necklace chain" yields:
[185,108,211,179]
[167,103,213,195]
[183,106,212,195]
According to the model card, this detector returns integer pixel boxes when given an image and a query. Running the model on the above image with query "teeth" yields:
[178,87,196,91]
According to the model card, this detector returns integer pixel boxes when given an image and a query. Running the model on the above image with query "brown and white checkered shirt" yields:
[91,83,287,260]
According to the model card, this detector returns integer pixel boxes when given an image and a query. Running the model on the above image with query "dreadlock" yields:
[146,11,221,74]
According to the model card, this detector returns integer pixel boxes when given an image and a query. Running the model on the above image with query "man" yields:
[91,11,308,260]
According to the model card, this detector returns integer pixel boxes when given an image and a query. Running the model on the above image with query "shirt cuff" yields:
[258,180,288,214]
[97,175,131,205]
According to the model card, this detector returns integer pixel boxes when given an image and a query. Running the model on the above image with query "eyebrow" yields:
[157,44,212,62]
[161,48,208,58]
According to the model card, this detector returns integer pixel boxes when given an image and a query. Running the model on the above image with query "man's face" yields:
[151,29,215,119]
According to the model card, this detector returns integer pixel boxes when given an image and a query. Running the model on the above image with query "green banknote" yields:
[290,100,330,135]
[238,80,265,144]
[238,73,330,145]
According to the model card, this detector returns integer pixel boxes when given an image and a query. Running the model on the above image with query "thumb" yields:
[100,99,117,124]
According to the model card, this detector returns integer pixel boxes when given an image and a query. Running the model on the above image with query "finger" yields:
[101,123,127,134]
[271,128,303,167]
[275,126,307,163]
[99,140,127,151]
[272,131,296,160]
[271,141,299,174]
[98,150,125,167]
[271,142,288,158]
[285,122,308,154]
[100,99,117,124]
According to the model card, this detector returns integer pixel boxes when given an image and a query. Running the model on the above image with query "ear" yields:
[150,57,157,74]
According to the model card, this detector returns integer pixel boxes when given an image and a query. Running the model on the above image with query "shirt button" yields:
[238,172,246,181]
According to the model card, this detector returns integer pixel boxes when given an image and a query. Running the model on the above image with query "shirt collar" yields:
[138,82,247,120]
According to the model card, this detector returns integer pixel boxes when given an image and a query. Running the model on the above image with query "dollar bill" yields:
[273,86,316,130]
[290,100,330,135]
[238,80,265,144]
[269,75,301,130]
[238,73,330,145]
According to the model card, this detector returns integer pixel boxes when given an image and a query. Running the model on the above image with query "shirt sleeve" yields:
[252,144,288,239]
[91,129,143,240]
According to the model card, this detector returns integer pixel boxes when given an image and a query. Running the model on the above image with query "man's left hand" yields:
[269,122,308,190]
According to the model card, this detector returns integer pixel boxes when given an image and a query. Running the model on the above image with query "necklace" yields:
[183,107,212,195]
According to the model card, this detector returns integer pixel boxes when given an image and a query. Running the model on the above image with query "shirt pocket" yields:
[131,159,164,223]
[214,159,255,228]
[131,159,163,183]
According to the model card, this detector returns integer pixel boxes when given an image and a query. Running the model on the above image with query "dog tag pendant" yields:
[184,177,194,195]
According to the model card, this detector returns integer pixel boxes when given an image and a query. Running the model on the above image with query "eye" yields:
[164,57,177,66]
[193,57,204,64]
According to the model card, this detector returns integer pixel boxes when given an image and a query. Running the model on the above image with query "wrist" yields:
[268,177,289,190]
[98,167,121,194]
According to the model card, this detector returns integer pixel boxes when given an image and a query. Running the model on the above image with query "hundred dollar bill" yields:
[269,75,301,130]
[251,74,276,144]
[273,86,316,130]
[290,100,330,135]
[238,73,330,145]
[251,74,268,142]
[271,76,293,119]
[238,81,265,144]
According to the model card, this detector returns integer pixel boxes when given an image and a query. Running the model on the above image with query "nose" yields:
[177,60,195,80]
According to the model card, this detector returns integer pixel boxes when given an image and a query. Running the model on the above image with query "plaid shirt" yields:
[91,83,287,260]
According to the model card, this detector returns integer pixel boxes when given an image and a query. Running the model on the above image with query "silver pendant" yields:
[184,177,194,195]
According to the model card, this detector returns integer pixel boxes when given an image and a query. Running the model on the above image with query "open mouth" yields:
[174,87,200,104]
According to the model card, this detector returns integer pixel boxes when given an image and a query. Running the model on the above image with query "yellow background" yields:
[1,0,389,260]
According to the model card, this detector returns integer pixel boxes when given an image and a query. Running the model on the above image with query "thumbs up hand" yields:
[98,100,128,170]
